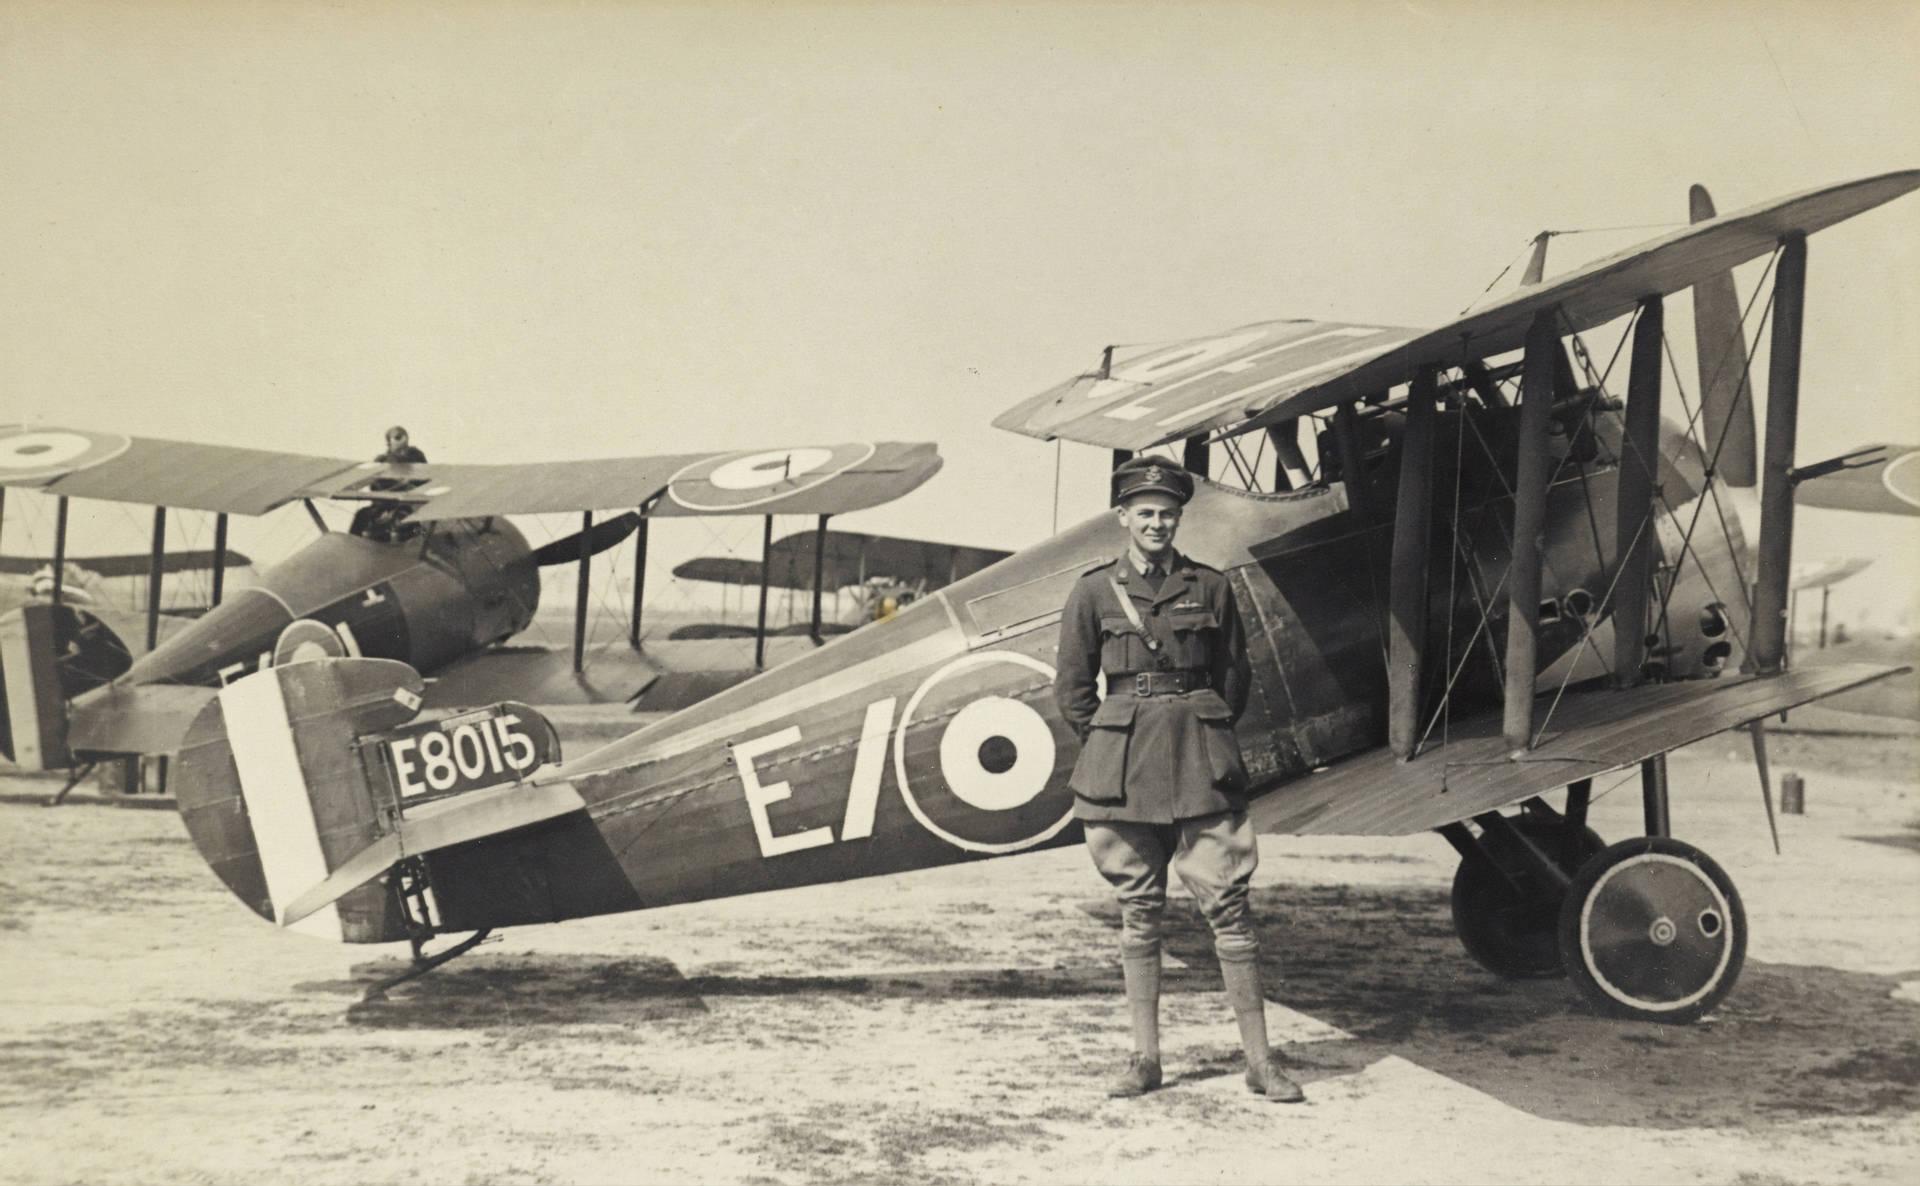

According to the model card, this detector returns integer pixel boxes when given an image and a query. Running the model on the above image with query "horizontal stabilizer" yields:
[65,682,215,758]
[1251,662,1908,837]
[278,779,587,926]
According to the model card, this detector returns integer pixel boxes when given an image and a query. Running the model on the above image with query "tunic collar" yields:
[1124,545,1179,578]
[1115,549,1196,608]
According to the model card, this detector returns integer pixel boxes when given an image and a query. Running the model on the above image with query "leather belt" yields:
[1107,670,1207,697]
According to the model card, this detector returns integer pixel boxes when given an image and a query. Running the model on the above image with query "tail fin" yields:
[1689,184,1759,489]
[0,604,67,768]
[175,658,580,942]
[0,603,131,768]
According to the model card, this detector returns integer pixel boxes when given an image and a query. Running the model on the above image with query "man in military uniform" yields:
[1054,455,1303,1102]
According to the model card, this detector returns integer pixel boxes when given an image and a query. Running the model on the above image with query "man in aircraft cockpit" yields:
[1053,455,1305,1103]
[352,426,429,539]
[378,425,427,465]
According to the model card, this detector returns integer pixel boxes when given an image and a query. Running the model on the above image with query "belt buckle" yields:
[1134,672,1151,698]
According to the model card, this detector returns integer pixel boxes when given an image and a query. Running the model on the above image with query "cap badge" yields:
[1144,466,1164,484]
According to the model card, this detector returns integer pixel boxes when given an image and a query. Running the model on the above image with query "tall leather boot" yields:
[1220,954,1304,1103]
[1109,951,1163,1097]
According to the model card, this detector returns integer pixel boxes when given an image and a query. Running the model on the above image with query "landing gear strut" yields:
[363,928,494,1002]
[361,856,494,1002]
[1443,794,1603,978]
[1440,767,1749,1023]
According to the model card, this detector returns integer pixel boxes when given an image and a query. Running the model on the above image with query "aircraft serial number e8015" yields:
[379,703,552,801]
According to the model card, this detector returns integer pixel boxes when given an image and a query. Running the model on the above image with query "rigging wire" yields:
[1051,439,1061,535]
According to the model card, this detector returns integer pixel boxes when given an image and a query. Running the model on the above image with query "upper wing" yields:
[0,426,942,522]
[998,169,1920,450]
[1249,662,1903,837]
[1794,443,1920,517]
[673,528,1011,591]
[991,319,1419,450]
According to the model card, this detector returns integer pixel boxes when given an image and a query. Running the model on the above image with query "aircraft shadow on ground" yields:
[1172,884,1920,1130]
[316,883,1920,1129]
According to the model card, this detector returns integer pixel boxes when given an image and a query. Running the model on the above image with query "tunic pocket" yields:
[1168,608,1218,668]
[1099,614,1142,672]
[1186,691,1249,792]
[1069,697,1135,802]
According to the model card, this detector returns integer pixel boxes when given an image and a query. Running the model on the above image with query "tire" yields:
[1557,836,1746,1024]
[1450,815,1604,979]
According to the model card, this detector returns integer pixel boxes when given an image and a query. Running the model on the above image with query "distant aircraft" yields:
[0,549,250,618]
[671,527,1011,635]
[0,438,941,779]
[161,170,1917,1021]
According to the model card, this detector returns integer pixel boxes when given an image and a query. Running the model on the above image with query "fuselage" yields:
[393,406,1749,941]
[79,516,537,709]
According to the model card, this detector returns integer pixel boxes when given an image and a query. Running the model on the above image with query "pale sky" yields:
[3,1,1917,630]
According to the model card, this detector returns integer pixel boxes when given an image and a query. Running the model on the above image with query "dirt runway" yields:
[2,729,1916,1184]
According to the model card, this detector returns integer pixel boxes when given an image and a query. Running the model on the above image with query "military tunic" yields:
[1054,549,1252,823]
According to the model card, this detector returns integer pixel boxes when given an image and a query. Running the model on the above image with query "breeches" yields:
[1083,810,1260,963]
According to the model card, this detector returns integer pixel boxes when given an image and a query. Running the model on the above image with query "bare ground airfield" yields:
[1,721,1916,1185]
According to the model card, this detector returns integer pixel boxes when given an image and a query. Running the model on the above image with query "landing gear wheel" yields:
[1450,817,1604,979]
[1557,836,1746,1024]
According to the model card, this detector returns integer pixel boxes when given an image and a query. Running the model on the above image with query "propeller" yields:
[531,512,642,567]
[1747,719,1782,856]
[1689,185,1759,489]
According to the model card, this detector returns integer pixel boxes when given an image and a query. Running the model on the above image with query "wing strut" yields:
[50,496,68,606]
[1183,436,1210,479]
[1503,312,1559,753]
[1612,296,1664,686]
[1331,402,1375,525]
[808,514,830,645]
[211,513,229,607]
[1748,233,1806,675]
[754,515,774,668]
[573,511,592,673]
[628,517,648,651]
[1641,754,1671,836]
[145,507,166,650]
[1388,368,1438,759]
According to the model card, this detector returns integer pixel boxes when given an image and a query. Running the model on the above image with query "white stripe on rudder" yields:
[220,670,343,940]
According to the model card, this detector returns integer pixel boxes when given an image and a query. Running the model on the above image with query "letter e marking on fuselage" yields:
[734,726,835,857]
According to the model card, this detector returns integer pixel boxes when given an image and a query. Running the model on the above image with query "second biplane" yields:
[0,439,941,779]
[166,169,1915,1019]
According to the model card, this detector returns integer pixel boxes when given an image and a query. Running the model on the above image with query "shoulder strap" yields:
[1106,576,1163,656]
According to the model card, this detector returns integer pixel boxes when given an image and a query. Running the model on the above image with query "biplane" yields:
[0,549,251,622]
[0,439,942,785]
[165,170,1915,1019]
[667,529,1009,633]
